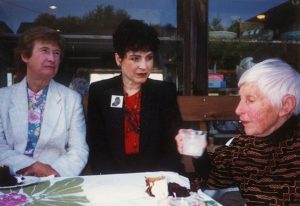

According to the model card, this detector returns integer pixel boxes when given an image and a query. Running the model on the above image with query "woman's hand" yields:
[17,162,60,177]
[175,129,190,154]
[175,129,207,158]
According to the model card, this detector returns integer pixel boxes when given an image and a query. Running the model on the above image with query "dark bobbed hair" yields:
[113,19,159,59]
[14,26,64,82]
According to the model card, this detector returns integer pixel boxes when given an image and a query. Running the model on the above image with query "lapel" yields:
[8,79,28,151]
[107,76,125,153]
[36,80,62,151]
[139,79,156,152]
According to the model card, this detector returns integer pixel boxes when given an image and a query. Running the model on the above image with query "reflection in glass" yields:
[0,0,176,35]
[208,0,300,93]
[0,0,180,88]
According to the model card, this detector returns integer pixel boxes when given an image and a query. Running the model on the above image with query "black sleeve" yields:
[86,83,112,174]
[192,150,211,180]
[158,82,185,173]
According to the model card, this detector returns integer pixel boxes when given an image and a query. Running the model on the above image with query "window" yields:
[208,0,300,95]
[0,0,179,87]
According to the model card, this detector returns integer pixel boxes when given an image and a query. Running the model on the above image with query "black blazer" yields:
[87,75,183,174]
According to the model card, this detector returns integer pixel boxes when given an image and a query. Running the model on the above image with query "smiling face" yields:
[235,82,283,137]
[115,50,154,88]
[22,40,61,83]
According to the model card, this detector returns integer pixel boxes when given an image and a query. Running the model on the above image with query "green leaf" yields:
[44,186,83,196]
[205,200,219,206]
[20,177,89,205]
[0,187,20,194]
[25,200,52,206]
[23,181,51,196]
[47,195,89,203]
[32,200,83,206]
[43,177,84,195]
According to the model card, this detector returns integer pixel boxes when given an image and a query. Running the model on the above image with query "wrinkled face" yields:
[22,40,61,81]
[116,50,154,87]
[235,82,281,137]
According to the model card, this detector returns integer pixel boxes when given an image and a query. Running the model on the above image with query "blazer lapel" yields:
[36,80,62,151]
[107,76,125,154]
[139,80,156,152]
[8,79,28,151]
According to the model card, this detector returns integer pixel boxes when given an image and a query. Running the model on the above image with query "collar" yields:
[266,115,297,144]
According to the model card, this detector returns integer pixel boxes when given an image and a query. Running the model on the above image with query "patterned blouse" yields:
[124,91,141,155]
[24,85,49,157]
[198,116,300,205]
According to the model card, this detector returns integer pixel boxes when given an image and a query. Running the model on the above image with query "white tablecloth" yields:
[0,171,221,206]
[83,171,190,206]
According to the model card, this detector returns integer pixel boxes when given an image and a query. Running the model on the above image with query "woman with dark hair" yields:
[87,19,183,174]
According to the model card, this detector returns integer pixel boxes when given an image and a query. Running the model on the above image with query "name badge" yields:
[110,95,123,108]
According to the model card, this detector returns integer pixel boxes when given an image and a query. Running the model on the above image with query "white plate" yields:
[0,176,41,189]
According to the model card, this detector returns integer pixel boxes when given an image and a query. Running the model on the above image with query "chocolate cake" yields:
[168,182,190,197]
[0,165,18,187]
[189,177,201,192]
[145,176,192,198]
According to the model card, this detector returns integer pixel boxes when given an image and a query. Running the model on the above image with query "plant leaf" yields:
[23,181,51,196]
[43,177,84,195]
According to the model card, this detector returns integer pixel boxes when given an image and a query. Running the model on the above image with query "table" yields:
[0,171,221,206]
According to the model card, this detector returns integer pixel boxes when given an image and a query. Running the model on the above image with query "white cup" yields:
[181,129,207,157]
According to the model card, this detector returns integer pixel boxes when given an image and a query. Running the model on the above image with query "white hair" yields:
[238,58,300,115]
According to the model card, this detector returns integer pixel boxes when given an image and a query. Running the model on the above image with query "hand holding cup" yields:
[175,129,207,157]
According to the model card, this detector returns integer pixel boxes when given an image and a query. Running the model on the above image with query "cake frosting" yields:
[145,176,168,199]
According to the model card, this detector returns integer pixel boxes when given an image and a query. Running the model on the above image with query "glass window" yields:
[0,0,179,87]
[208,0,300,95]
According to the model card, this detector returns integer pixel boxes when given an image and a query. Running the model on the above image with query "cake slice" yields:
[145,175,192,199]
[168,182,190,197]
[145,176,168,199]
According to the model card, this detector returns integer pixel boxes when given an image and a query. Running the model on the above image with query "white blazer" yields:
[0,78,89,176]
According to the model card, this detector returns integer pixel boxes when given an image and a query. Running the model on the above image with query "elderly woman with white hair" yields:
[176,58,300,205]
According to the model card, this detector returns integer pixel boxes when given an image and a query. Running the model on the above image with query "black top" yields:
[87,75,183,174]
